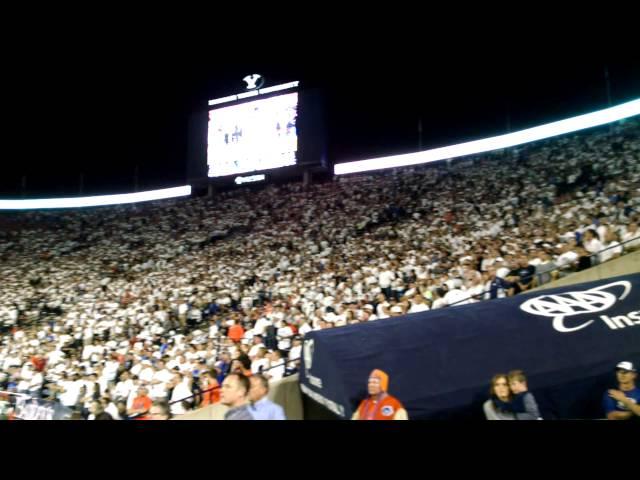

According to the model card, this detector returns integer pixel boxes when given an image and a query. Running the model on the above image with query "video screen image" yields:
[207,92,298,177]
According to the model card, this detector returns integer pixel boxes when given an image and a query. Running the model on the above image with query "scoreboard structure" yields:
[187,77,327,191]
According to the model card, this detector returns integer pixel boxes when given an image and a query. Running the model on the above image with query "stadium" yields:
[1,61,639,420]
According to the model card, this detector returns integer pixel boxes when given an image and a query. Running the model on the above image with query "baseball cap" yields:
[616,361,636,372]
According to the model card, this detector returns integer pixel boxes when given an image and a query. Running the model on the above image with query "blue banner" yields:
[300,274,640,419]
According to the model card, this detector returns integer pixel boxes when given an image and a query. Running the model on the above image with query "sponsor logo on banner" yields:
[520,280,640,332]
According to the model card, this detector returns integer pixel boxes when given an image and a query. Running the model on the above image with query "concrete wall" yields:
[175,374,303,420]
[532,250,640,292]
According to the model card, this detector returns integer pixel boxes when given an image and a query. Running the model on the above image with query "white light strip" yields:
[236,90,260,100]
[208,95,238,106]
[0,186,192,210]
[208,81,299,107]
[234,174,266,185]
[334,98,640,175]
[258,81,300,95]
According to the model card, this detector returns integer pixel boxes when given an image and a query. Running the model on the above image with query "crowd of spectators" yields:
[0,118,638,419]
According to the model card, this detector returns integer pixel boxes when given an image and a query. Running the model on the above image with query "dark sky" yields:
[2,36,639,197]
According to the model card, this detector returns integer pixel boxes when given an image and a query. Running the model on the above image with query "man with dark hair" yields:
[221,373,253,420]
[604,361,640,420]
[507,256,536,295]
[149,401,172,420]
[248,374,286,420]
[88,400,113,420]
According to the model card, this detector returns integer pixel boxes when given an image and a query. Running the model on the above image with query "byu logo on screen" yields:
[519,280,640,333]
[243,74,265,90]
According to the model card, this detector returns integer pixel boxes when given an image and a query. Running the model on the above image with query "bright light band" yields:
[208,81,299,106]
[0,185,192,210]
[334,98,640,175]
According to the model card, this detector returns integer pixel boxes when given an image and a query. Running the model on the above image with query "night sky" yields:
[2,38,639,197]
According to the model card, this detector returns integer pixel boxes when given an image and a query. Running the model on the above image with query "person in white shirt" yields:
[130,360,144,378]
[408,294,430,314]
[288,337,302,362]
[582,229,604,264]
[378,267,396,299]
[150,361,174,400]
[103,357,120,383]
[253,316,272,336]
[265,350,286,383]
[443,285,465,305]
[556,242,579,270]
[431,288,448,310]
[104,399,122,420]
[138,361,155,384]
[251,348,270,374]
[59,374,83,408]
[600,230,623,263]
[113,371,135,402]
[374,293,390,318]
[248,335,265,360]
[169,372,193,416]
[622,221,640,251]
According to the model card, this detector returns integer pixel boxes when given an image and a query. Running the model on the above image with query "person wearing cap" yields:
[604,361,640,420]
[352,369,408,420]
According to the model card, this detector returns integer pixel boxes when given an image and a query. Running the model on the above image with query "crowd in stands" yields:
[0,117,639,419]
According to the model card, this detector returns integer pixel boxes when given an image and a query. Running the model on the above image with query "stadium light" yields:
[0,185,192,210]
[334,98,640,175]
[234,174,266,185]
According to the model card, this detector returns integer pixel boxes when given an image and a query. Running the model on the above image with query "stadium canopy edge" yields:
[334,98,640,175]
[0,185,192,210]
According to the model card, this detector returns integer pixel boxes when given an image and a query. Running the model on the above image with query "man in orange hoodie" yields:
[352,369,408,420]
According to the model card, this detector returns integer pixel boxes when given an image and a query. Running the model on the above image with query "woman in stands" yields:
[581,229,604,265]
[483,374,516,420]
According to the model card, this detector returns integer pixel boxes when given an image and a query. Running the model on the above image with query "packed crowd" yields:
[0,117,639,419]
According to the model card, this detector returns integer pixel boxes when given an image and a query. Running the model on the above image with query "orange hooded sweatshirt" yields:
[353,369,408,420]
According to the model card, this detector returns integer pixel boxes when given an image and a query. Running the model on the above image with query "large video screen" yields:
[207,92,298,177]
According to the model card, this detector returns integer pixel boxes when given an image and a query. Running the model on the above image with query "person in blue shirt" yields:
[216,351,231,385]
[507,370,542,420]
[604,361,640,420]
[248,374,286,420]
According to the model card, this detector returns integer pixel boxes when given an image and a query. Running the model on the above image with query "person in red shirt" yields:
[228,322,245,343]
[128,386,153,419]
[31,354,47,372]
[231,357,252,377]
[352,369,408,420]
[199,370,221,406]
